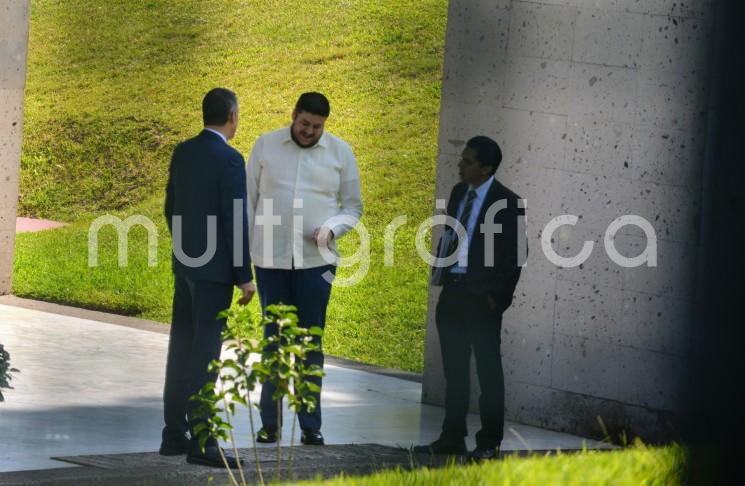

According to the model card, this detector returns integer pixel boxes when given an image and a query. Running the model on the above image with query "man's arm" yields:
[486,198,525,313]
[430,184,463,286]
[321,143,363,241]
[164,149,177,235]
[218,152,254,286]
[245,136,263,235]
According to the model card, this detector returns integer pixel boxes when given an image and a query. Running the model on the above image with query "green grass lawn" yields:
[13,0,447,372]
[291,444,684,485]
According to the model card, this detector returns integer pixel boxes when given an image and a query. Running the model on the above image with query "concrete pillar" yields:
[0,1,30,294]
[424,0,717,441]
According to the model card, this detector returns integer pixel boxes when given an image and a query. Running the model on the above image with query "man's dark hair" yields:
[202,88,238,126]
[466,136,503,176]
[295,92,330,117]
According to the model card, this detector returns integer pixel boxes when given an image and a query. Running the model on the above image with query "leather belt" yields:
[445,272,467,284]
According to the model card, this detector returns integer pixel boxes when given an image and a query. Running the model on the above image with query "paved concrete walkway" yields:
[15,218,66,233]
[0,301,610,473]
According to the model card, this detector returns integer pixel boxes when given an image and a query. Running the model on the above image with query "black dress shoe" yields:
[413,437,467,455]
[256,427,278,443]
[159,434,190,456]
[467,446,500,462]
[187,444,241,468]
[300,429,325,445]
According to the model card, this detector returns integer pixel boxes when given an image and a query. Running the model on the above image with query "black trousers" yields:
[435,279,505,449]
[162,274,233,442]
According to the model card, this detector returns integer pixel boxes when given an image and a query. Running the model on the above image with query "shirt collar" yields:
[281,125,329,149]
[469,175,494,200]
[203,128,228,144]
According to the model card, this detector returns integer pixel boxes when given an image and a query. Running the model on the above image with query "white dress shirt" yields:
[246,126,363,269]
[450,176,494,274]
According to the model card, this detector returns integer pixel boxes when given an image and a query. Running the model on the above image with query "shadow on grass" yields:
[21,0,212,220]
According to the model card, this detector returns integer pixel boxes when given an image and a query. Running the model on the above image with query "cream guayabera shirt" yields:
[246,126,363,269]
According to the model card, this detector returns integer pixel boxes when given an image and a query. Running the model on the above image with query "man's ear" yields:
[291,108,298,121]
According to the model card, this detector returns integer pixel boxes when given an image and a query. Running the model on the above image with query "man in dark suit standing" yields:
[415,136,526,461]
[161,88,255,467]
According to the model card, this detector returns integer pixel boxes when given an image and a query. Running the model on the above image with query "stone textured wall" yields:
[423,0,717,440]
[0,1,30,294]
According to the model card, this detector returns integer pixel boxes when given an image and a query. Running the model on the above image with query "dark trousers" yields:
[162,274,233,442]
[435,280,505,449]
[255,264,335,432]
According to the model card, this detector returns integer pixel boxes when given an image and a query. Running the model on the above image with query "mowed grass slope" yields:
[14,0,447,371]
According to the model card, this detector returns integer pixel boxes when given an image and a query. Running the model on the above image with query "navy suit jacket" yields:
[165,130,253,285]
[443,178,526,314]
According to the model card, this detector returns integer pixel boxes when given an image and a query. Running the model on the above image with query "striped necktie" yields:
[432,188,478,285]
[445,188,477,257]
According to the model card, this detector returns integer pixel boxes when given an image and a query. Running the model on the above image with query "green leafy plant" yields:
[191,303,324,485]
[0,344,19,402]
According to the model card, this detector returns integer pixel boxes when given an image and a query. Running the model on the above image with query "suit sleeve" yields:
[218,152,253,285]
[487,197,526,313]
[164,148,177,235]
[437,184,465,259]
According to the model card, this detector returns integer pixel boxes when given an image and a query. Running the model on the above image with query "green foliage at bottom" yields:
[290,443,684,486]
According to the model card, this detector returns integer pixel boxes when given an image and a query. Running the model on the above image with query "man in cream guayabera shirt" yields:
[246,92,363,446]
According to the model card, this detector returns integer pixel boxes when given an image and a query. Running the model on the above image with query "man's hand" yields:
[312,227,335,247]
[237,281,257,306]
[486,293,498,311]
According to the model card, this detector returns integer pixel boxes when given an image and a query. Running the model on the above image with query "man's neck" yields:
[204,126,229,142]
[469,175,492,191]
[290,129,318,149]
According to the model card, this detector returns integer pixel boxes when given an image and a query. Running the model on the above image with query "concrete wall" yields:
[0,1,30,294]
[423,0,717,441]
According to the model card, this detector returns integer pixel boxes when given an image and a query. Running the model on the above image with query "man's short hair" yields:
[295,92,330,117]
[466,136,503,176]
[202,88,238,126]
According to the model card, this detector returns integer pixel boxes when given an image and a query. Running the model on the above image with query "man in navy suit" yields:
[415,136,526,461]
[161,88,255,468]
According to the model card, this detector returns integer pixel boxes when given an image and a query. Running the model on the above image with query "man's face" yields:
[458,146,491,186]
[291,110,327,147]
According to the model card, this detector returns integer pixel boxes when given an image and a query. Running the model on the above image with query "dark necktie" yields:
[445,188,477,257]
[432,188,478,285]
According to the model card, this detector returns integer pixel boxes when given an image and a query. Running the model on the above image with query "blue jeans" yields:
[255,265,335,432]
